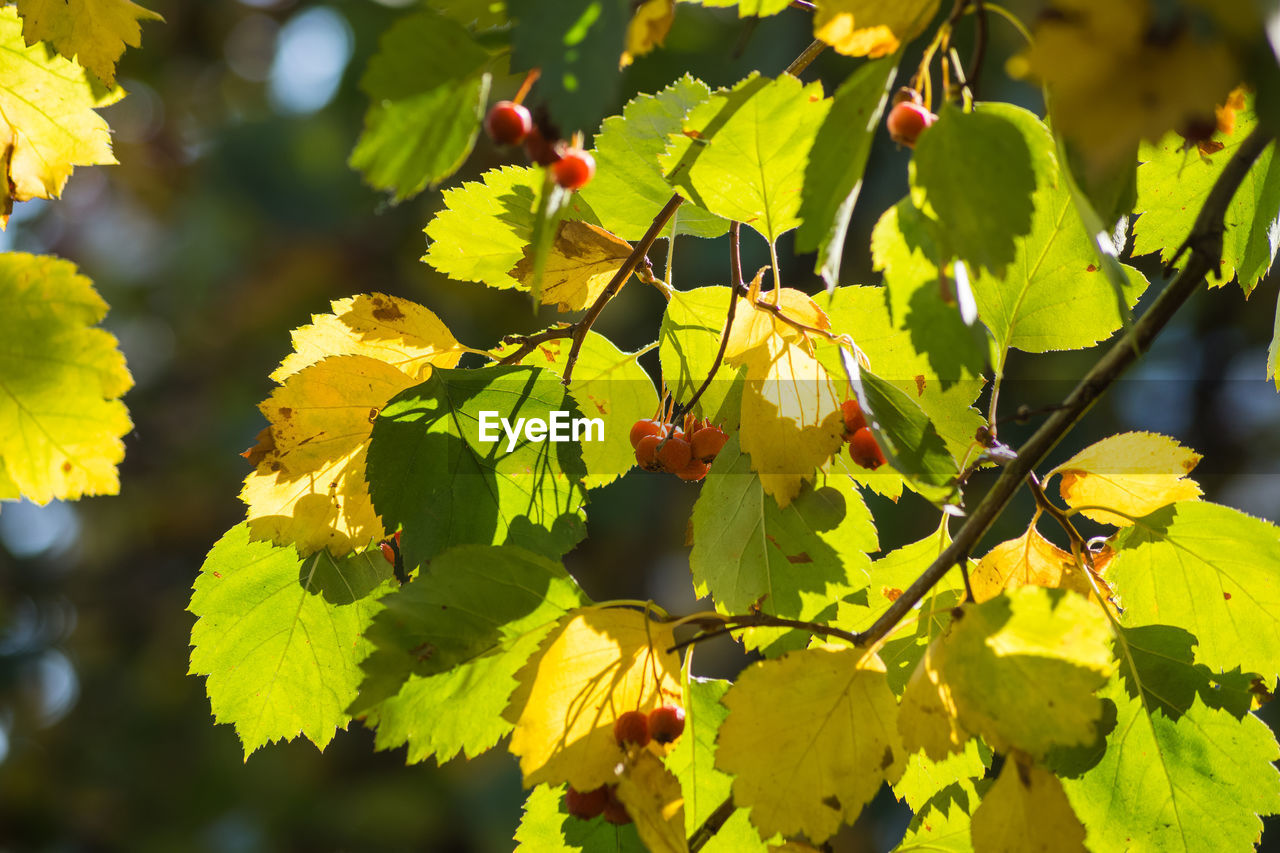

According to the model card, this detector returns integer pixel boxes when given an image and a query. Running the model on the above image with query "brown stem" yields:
[672,223,743,422]
[853,126,1275,648]
[788,0,816,10]
[688,796,737,852]
[734,282,838,341]
[496,325,574,365]
[783,38,827,77]
[668,611,861,653]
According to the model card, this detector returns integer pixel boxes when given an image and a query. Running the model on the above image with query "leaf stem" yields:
[497,325,575,365]
[688,795,737,852]
[852,126,1276,648]
[783,39,827,77]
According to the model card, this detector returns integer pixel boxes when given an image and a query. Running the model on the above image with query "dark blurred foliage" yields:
[0,1,1276,850]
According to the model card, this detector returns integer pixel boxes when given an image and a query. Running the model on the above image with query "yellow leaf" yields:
[622,0,675,66]
[971,526,1101,602]
[272,293,466,383]
[735,333,846,507]
[716,645,904,844]
[511,221,635,313]
[898,639,968,761]
[724,288,831,360]
[15,0,162,87]
[970,755,1087,853]
[614,751,688,853]
[0,253,132,504]
[1049,431,1202,526]
[241,355,416,555]
[813,0,940,58]
[0,6,122,222]
[505,608,682,791]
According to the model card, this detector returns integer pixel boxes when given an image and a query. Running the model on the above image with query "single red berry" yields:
[485,100,533,145]
[887,101,936,148]
[565,785,609,820]
[675,459,710,482]
[524,126,563,166]
[379,541,395,564]
[648,705,686,744]
[657,436,693,474]
[552,147,595,190]
[602,786,632,825]
[841,399,867,437]
[690,425,728,463]
[635,434,663,471]
[614,710,650,747]
[630,418,664,449]
[849,427,887,470]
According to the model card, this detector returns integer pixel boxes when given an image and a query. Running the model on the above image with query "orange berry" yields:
[676,459,710,482]
[849,427,887,470]
[630,418,664,449]
[614,710,650,747]
[887,101,936,148]
[552,148,595,190]
[635,435,663,471]
[648,705,685,743]
[657,436,693,473]
[690,425,728,462]
[565,786,608,820]
[484,100,532,145]
[841,399,867,437]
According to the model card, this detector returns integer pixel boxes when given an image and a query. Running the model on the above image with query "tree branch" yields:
[853,126,1275,647]
[496,325,574,365]
[672,222,743,423]
[688,796,737,852]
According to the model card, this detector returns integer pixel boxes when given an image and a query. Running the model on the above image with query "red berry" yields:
[675,459,710,482]
[657,436,693,474]
[485,100,532,145]
[565,786,608,820]
[635,434,663,471]
[630,418,664,449]
[614,710,650,747]
[690,425,728,463]
[552,147,595,190]
[524,126,563,166]
[378,541,395,564]
[849,427,887,470]
[648,705,686,744]
[887,101,936,148]
[841,399,867,437]
[602,786,632,825]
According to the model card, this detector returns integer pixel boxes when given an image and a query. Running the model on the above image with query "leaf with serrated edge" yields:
[716,645,904,843]
[514,783,648,851]
[512,221,634,313]
[893,739,988,813]
[896,782,976,852]
[812,0,938,58]
[505,608,681,790]
[15,0,161,87]
[660,286,743,428]
[1048,431,1202,526]
[970,526,1099,603]
[971,756,1086,853]
[189,524,395,756]
[615,751,688,853]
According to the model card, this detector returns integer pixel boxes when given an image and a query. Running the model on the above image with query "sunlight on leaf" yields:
[1049,431,1202,526]
[15,0,161,87]
[971,756,1086,853]
[812,0,938,58]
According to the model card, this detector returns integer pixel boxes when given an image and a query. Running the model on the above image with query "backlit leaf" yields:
[896,783,976,852]
[811,0,938,58]
[659,285,743,428]
[1049,431,1202,526]
[614,751,687,853]
[893,740,989,813]
[511,220,634,313]
[970,757,1087,853]
[15,0,161,86]
[515,783,647,851]
[674,0,790,17]
[970,526,1099,603]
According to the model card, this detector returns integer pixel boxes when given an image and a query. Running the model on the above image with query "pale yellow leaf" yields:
[614,751,688,853]
[505,608,682,791]
[622,0,675,66]
[813,0,940,58]
[971,526,1103,603]
[970,755,1087,853]
[716,645,904,844]
[724,288,831,360]
[1050,431,1202,525]
[898,640,968,762]
[15,0,162,86]
[511,220,634,313]
[272,293,466,383]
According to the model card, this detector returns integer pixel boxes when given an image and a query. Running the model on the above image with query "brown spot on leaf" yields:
[683,129,702,139]
[587,394,609,415]
[371,298,405,321]
[368,407,379,422]
[822,795,841,810]
[881,746,894,769]
[241,427,275,466]
[278,407,293,419]
[539,346,557,363]
[61,461,72,473]
[1086,263,1097,272]
[786,552,813,564]
[1224,592,1232,600]
[212,571,222,579]
[410,642,436,661]
[882,587,903,602]
[1016,759,1032,787]
[915,375,926,396]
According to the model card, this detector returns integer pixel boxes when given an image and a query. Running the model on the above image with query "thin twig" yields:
[688,796,737,852]
[496,325,575,365]
[788,0,816,10]
[735,282,839,340]
[672,223,743,423]
[969,0,987,99]
[852,126,1275,648]
[783,38,827,77]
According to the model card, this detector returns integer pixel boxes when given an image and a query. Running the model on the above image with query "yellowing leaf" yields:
[0,253,132,504]
[812,0,939,58]
[0,6,122,220]
[1049,432,1202,526]
[505,608,682,791]
[623,0,675,66]
[511,221,634,313]
[898,640,968,761]
[242,355,416,556]
[970,755,1087,853]
[716,645,904,843]
[724,288,831,359]
[15,0,162,87]
[272,293,466,383]
[971,526,1101,603]
[615,751,688,853]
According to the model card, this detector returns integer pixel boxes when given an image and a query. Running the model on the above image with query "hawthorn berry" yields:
[485,100,533,145]
[840,399,867,437]
[379,541,395,564]
[565,785,609,820]
[630,418,664,449]
[552,148,596,190]
[614,710,650,747]
[657,435,693,474]
[690,425,728,463]
[602,787,632,825]
[849,427,887,470]
[676,459,710,482]
[635,434,663,471]
[648,705,686,744]
[887,101,936,148]
[524,127,563,166]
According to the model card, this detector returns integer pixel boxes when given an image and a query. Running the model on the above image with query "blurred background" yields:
[0,0,1276,850]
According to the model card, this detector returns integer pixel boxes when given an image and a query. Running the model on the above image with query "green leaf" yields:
[528,172,574,306]
[896,783,977,852]
[188,524,396,756]
[659,285,743,428]
[579,74,727,241]
[366,365,588,566]
[910,102,1058,277]
[423,165,598,290]
[662,74,831,244]
[796,56,898,287]
[894,740,989,813]
[355,545,587,763]
[428,0,507,29]
[675,0,791,16]
[0,252,132,505]
[508,0,628,136]
[1270,290,1280,389]
[689,434,877,651]
[348,10,492,201]
[1054,625,1280,853]
[1108,501,1280,682]
[1134,94,1280,294]
[514,783,647,851]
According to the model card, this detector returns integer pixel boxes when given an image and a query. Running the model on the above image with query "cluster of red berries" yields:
[563,706,686,825]
[841,398,887,470]
[630,411,728,482]
[484,100,595,191]
[886,87,937,149]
